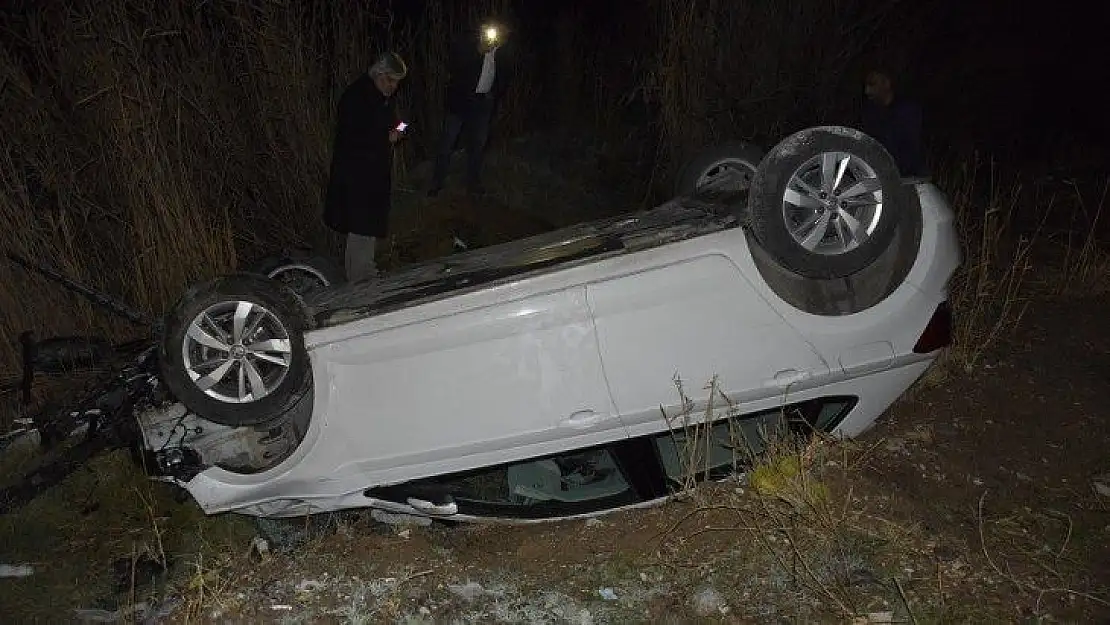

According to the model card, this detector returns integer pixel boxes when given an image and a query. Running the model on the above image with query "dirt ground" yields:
[4,278,1106,624]
[852,289,1110,623]
[184,290,1108,625]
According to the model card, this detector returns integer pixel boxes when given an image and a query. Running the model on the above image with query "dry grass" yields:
[0,0,361,374]
[649,366,1110,622]
[0,0,520,379]
[940,154,1041,374]
[974,490,1110,617]
[924,151,1110,377]
[651,378,901,620]
[1043,177,1110,295]
[650,397,1110,622]
[645,434,918,620]
[0,449,255,621]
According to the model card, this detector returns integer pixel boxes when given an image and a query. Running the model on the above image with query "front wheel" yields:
[747,126,909,279]
[157,273,312,428]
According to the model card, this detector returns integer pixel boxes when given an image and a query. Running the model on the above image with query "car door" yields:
[311,283,625,484]
[584,253,831,438]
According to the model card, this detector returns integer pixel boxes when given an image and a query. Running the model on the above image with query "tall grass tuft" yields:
[930,149,1109,376]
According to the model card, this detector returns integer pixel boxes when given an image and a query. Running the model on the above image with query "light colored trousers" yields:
[345,233,379,282]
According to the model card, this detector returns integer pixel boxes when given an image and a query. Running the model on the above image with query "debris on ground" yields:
[72,597,179,623]
[1093,473,1110,498]
[0,563,34,577]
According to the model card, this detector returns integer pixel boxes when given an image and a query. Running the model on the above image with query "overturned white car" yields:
[140,126,959,522]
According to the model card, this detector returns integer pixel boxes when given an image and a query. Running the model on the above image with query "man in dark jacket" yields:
[323,52,408,282]
[861,69,927,177]
[428,20,513,197]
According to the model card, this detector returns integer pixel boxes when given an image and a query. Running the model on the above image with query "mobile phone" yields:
[395,121,408,132]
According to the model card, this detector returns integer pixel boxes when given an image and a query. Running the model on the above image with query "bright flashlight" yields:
[483,25,499,43]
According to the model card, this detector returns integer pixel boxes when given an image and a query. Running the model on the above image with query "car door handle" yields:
[559,409,605,429]
[766,369,810,388]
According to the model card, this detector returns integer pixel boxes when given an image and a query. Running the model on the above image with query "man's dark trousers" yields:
[430,95,495,193]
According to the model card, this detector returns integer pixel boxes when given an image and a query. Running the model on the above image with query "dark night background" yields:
[0,0,1107,369]
[3,4,1110,621]
[380,0,1106,166]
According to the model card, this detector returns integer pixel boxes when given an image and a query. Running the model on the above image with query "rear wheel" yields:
[747,126,909,279]
[157,273,312,427]
[244,250,344,296]
[673,141,765,204]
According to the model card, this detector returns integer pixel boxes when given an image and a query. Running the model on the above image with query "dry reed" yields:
[0,0,511,377]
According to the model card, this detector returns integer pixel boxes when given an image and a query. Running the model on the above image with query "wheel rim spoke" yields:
[248,338,292,355]
[837,210,866,243]
[833,216,852,248]
[196,358,235,391]
[793,176,822,199]
[187,322,229,352]
[242,358,267,400]
[831,155,851,194]
[798,211,832,251]
[784,186,822,210]
[791,209,824,239]
[202,313,229,344]
[842,197,881,209]
[839,177,882,199]
[232,301,253,344]
[193,356,228,371]
[237,361,247,400]
[820,152,840,193]
[251,352,288,366]
[242,308,266,342]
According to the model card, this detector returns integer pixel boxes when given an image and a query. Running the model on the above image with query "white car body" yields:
[143,178,959,521]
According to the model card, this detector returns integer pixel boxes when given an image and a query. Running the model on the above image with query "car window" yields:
[382,448,640,520]
[653,396,857,485]
[457,449,631,505]
[369,396,856,520]
[655,414,778,485]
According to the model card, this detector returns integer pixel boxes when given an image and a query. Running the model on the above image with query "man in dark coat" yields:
[861,69,927,177]
[428,19,514,197]
[323,52,408,282]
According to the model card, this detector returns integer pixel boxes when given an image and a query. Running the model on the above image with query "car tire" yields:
[244,249,345,296]
[747,126,908,279]
[746,183,924,316]
[157,273,312,428]
[673,141,765,201]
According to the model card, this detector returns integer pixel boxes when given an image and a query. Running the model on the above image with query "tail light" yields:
[913,301,952,353]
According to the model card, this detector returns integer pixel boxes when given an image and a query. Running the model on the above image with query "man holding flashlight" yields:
[322,51,408,282]
[428,19,513,197]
